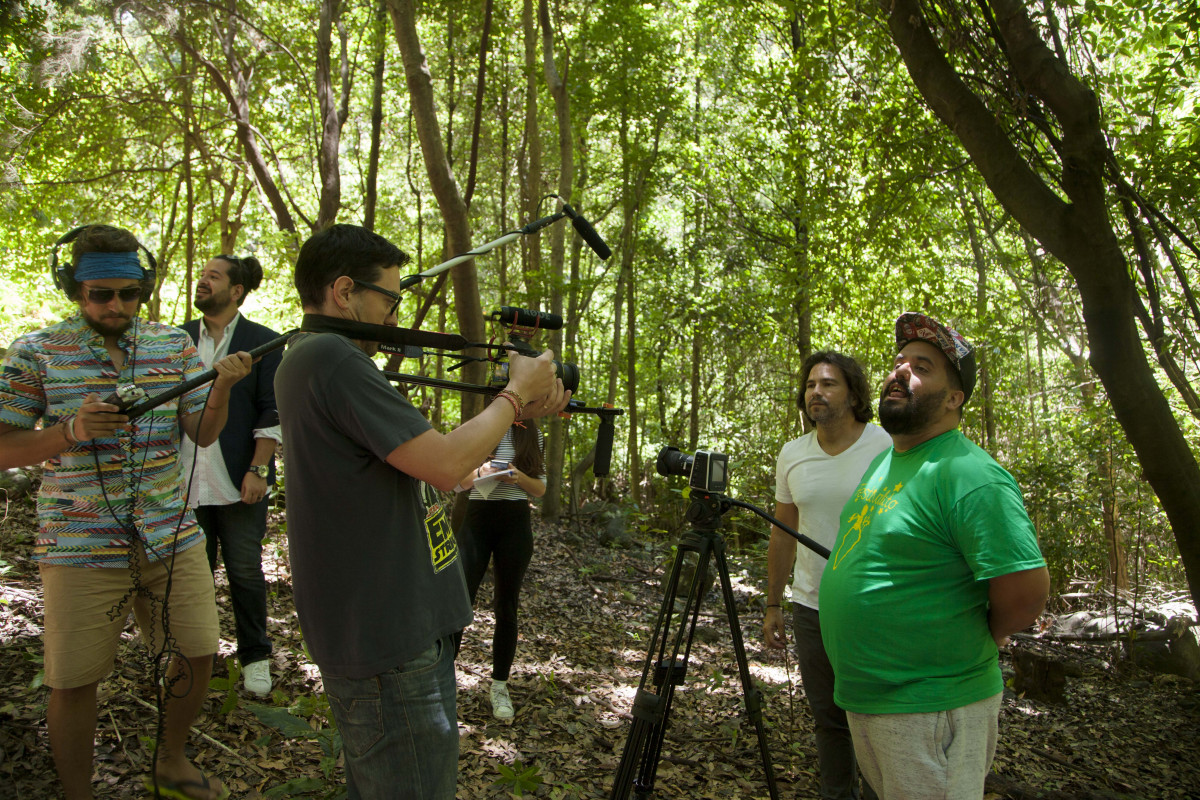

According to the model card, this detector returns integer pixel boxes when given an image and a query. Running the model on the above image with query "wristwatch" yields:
[247,464,269,479]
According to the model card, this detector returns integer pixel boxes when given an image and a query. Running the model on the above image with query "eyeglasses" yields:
[85,286,142,304]
[352,279,402,316]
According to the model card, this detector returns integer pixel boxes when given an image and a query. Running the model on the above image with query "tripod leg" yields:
[711,536,781,800]
[610,532,713,800]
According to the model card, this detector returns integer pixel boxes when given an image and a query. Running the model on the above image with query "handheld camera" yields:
[656,446,729,494]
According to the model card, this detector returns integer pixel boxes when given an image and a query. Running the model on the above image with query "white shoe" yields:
[490,681,514,720]
[243,659,272,696]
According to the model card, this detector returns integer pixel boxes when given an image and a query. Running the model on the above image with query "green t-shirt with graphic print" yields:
[819,429,1045,714]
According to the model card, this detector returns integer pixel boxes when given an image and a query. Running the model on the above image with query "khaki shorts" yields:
[39,543,219,689]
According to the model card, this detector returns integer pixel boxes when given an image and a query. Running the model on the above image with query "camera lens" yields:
[556,361,580,394]
[656,446,693,478]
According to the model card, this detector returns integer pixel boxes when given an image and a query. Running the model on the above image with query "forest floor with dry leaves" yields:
[3,483,1200,800]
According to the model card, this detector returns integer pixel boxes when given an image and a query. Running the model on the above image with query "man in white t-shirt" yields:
[763,351,890,800]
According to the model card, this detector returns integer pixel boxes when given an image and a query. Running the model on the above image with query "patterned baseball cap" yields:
[895,312,977,403]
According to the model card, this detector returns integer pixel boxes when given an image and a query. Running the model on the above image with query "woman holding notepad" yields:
[455,421,546,721]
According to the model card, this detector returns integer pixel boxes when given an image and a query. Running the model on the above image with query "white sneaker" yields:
[243,659,272,696]
[490,681,514,720]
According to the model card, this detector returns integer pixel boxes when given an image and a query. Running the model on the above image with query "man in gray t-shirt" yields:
[276,224,568,800]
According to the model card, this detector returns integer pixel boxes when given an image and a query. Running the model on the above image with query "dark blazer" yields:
[182,315,282,490]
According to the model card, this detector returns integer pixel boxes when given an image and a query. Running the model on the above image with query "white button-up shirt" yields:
[180,313,283,507]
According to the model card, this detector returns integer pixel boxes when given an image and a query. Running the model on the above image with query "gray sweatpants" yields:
[847,692,1001,800]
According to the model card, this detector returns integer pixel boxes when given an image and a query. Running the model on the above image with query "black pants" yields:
[458,499,533,682]
[792,602,876,800]
[196,499,272,665]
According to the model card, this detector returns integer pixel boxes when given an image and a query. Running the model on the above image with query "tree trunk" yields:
[520,0,544,305]
[175,15,298,234]
[181,42,196,325]
[499,36,511,302]
[962,197,995,450]
[787,11,812,366]
[387,0,487,417]
[539,0,571,518]
[315,0,350,230]
[687,62,702,453]
[882,0,1200,609]
[463,0,494,207]
[1101,421,1129,592]
[623,235,640,503]
[364,4,387,231]
[566,136,590,505]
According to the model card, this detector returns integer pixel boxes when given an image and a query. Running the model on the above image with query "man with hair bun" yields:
[181,254,283,697]
[764,350,889,800]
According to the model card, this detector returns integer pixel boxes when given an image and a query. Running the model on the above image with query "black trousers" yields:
[458,499,533,682]
[196,499,272,665]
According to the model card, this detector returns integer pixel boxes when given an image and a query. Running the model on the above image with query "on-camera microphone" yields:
[490,307,564,331]
[561,203,612,261]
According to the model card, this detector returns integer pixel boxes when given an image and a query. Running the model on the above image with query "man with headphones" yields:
[0,225,251,800]
[181,253,282,698]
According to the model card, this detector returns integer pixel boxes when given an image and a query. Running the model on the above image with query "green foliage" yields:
[206,656,242,715]
[247,691,344,784]
[492,760,543,796]
[0,0,1195,600]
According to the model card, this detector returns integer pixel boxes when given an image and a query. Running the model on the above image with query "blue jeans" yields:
[196,500,272,664]
[322,636,459,800]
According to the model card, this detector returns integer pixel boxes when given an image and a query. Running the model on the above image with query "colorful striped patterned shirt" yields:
[0,312,209,567]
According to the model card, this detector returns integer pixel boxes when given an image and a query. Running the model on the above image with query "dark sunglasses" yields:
[352,279,402,316]
[85,286,142,304]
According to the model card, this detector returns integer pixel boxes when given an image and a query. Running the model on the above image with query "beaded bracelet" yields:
[500,387,526,408]
[494,391,521,418]
[496,388,525,417]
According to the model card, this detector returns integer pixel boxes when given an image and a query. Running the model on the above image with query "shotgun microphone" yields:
[561,203,612,260]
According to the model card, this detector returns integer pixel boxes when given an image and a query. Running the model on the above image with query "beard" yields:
[878,381,947,435]
[806,399,846,426]
[83,309,134,338]
[194,286,232,314]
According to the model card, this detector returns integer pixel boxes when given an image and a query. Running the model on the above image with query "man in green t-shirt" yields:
[819,313,1050,800]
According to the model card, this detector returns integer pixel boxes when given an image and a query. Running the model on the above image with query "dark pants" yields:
[323,636,459,800]
[196,500,272,665]
[792,602,877,800]
[458,499,533,682]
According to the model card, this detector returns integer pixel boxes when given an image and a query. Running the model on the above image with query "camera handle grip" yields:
[594,416,615,477]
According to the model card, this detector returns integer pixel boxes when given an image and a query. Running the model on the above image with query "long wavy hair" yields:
[510,422,544,477]
[797,350,874,426]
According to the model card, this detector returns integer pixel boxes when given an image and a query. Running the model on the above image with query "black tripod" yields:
[610,491,780,800]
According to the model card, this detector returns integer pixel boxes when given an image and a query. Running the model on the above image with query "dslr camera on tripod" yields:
[656,446,729,494]
[487,306,580,394]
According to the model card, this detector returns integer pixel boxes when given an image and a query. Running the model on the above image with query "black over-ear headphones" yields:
[50,225,159,302]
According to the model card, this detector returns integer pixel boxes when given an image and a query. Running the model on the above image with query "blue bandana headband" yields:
[73,251,145,281]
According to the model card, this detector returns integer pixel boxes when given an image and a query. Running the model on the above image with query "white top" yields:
[775,422,891,610]
[180,313,282,507]
[468,426,546,502]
